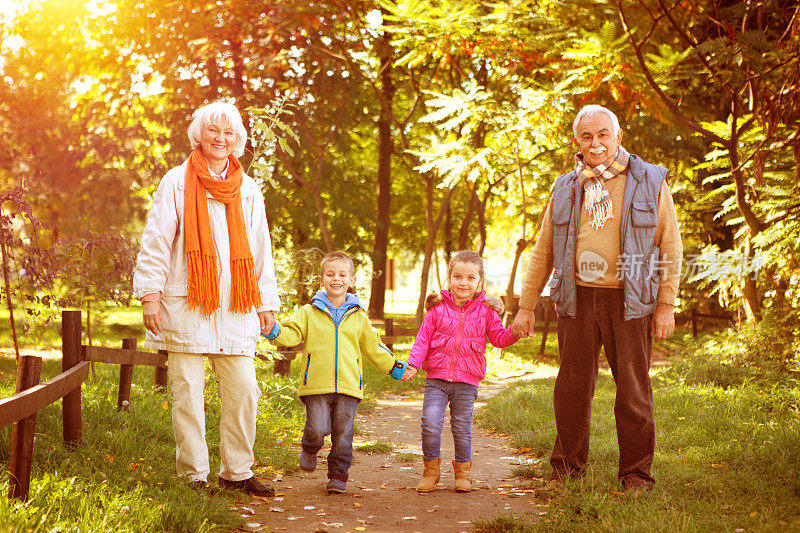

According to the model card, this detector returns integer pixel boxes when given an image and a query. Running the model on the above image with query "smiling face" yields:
[320,259,356,304]
[200,118,236,171]
[449,261,482,306]
[574,113,623,168]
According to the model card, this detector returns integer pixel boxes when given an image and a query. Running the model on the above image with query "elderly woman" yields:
[133,101,279,496]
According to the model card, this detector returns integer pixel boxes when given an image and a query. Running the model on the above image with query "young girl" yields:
[402,250,519,492]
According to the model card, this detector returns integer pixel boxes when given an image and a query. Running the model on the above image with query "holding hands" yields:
[510,307,536,338]
[401,365,417,382]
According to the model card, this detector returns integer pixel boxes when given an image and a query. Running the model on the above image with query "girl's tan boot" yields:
[453,460,472,492]
[417,457,441,493]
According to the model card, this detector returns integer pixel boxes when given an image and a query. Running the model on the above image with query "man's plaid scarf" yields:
[574,145,630,229]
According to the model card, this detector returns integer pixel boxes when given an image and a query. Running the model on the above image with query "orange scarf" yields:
[184,149,262,316]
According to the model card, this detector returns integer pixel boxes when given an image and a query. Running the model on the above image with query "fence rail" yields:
[0,361,90,430]
[0,310,168,501]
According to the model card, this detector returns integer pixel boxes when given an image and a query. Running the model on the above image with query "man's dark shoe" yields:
[621,477,654,496]
[218,476,275,497]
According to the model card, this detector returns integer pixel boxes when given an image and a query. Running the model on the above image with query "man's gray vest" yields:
[548,154,668,321]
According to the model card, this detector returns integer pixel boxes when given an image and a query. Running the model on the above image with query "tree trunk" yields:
[0,239,20,361]
[415,180,457,326]
[368,23,394,319]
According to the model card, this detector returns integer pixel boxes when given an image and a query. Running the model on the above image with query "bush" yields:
[669,308,800,390]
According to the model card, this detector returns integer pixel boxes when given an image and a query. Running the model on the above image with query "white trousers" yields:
[168,352,261,482]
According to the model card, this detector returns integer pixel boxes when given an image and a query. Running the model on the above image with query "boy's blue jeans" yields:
[421,378,479,462]
[301,393,359,481]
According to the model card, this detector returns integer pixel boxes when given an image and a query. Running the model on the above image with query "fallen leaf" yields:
[269,507,285,513]
[286,516,303,521]
[401,516,417,520]
[241,506,255,515]
[355,528,366,531]
[303,505,316,510]
[354,502,363,508]
[518,447,532,453]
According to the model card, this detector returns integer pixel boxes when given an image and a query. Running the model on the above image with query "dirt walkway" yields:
[232,376,545,532]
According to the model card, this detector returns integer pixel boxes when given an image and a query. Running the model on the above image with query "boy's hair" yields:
[320,251,355,275]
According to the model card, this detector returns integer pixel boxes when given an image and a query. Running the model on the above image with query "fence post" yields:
[154,349,168,391]
[61,310,82,447]
[274,346,292,376]
[118,338,136,411]
[384,317,394,352]
[8,355,42,501]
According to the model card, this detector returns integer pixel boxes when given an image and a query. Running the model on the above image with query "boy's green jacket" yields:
[269,291,396,400]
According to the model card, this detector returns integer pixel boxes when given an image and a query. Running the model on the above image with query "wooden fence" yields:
[0,310,168,501]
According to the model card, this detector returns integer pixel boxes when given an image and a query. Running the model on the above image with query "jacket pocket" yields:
[631,201,657,228]
[303,354,312,385]
[160,291,195,336]
[547,269,564,304]
[464,338,488,379]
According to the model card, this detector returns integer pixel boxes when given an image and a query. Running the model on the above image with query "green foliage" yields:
[668,309,800,389]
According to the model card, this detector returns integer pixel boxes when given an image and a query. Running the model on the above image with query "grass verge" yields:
[478,359,800,531]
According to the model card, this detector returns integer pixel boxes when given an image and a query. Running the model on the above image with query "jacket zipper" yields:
[304,354,311,385]
[449,304,467,381]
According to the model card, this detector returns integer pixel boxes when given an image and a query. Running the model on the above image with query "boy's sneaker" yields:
[299,451,317,472]
[326,479,347,494]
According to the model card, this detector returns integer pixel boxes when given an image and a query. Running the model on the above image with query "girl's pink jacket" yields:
[408,290,518,387]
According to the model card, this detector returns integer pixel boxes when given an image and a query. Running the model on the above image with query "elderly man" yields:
[511,105,682,492]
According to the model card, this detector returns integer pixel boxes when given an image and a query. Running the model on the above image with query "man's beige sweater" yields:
[518,174,683,311]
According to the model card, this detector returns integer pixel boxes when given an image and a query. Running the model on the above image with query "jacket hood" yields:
[311,290,362,311]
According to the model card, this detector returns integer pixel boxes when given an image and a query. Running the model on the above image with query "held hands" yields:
[142,300,162,335]
[510,307,536,338]
[651,303,675,341]
[258,310,276,335]
[401,366,418,382]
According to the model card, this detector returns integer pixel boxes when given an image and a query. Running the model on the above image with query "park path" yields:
[231,374,547,532]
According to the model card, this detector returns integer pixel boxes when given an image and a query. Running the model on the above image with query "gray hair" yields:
[572,105,621,138]
[187,101,248,157]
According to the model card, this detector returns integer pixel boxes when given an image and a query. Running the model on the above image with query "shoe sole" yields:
[326,486,346,494]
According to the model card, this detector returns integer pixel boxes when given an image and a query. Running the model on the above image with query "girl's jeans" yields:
[301,393,359,481]
[421,378,479,462]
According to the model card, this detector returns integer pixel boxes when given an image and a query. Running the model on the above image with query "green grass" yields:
[393,452,417,463]
[355,439,395,454]
[478,364,800,531]
[473,514,537,532]
[0,304,144,353]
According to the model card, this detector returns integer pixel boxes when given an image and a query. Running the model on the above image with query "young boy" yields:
[263,251,401,494]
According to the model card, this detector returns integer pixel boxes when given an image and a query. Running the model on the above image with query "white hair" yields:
[187,101,248,157]
[572,105,621,137]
